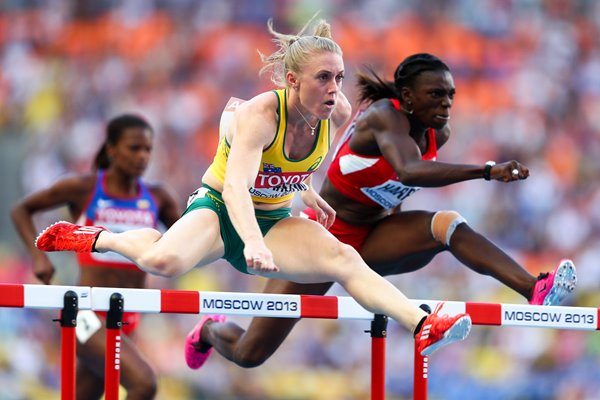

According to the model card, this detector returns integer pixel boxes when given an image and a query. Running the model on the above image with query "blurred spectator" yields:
[1,1,600,399]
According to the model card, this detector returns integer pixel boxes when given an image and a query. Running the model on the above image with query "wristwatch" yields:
[483,161,496,181]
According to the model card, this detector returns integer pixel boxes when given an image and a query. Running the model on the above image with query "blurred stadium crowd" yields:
[2,0,600,399]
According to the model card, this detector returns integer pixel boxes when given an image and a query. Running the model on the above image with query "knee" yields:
[323,237,358,262]
[233,348,269,369]
[138,250,186,277]
[327,241,366,277]
[430,210,467,247]
[126,368,158,399]
[230,330,285,368]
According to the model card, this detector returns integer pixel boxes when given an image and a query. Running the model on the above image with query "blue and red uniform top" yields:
[76,170,159,270]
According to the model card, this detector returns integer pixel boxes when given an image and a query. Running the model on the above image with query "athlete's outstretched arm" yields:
[365,102,528,187]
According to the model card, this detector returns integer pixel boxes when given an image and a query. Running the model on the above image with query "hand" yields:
[300,189,336,229]
[243,237,279,273]
[491,161,530,182]
[32,253,55,284]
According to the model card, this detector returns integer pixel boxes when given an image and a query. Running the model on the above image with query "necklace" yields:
[400,106,414,115]
[294,105,318,135]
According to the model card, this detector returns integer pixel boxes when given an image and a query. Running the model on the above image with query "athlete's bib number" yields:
[76,310,103,344]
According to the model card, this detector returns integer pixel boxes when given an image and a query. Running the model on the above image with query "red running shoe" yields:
[416,302,472,357]
[184,315,226,370]
[35,221,107,253]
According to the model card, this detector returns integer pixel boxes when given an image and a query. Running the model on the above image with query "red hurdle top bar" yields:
[1,283,599,330]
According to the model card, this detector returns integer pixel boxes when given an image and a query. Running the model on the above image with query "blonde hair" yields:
[259,13,343,87]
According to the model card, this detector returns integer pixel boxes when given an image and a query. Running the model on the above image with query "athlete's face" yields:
[108,127,153,177]
[405,70,455,130]
[295,51,345,120]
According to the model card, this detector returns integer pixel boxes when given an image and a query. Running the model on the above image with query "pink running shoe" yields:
[184,315,226,369]
[416,302,472,357]
[35,221,107,253]
[529,259,577,306]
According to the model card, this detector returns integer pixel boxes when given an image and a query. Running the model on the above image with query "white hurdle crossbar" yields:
[1,283,598,400]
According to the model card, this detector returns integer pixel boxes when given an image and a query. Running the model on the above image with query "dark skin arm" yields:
[351,99,529,186]
[148,182,181,228]
[11,175,182,285]
[11,175,95,284]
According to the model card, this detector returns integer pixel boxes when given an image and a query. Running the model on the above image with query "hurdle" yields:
[1,283,598,400]
[0,283,381,400]
[409,300,599,399]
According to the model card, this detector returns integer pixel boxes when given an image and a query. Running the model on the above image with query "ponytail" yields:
[356,53,450,105]
[356,66,399,103]
[93,143,111,171]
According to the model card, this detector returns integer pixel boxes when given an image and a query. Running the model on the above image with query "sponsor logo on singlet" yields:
[360,180,421,209]
[307,156,323,172]
[96,207,155,226]
[248,162,316,199]
[250,171,312,199]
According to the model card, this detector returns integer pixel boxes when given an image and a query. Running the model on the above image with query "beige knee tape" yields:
[431,211,467,246]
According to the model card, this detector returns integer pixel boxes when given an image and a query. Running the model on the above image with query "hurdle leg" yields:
[413,303,431,400]
[58,290,78,400]
[104,293,124,400]
[369,314,388,400]
[413,345,428,400]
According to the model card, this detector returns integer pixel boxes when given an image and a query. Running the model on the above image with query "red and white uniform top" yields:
[327,99,437,210]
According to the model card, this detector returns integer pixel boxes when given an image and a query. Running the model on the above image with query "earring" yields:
[401,101,414,115]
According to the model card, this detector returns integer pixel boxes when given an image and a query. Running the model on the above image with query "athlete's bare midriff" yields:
[202,170,294,211]
[320,179,392,226]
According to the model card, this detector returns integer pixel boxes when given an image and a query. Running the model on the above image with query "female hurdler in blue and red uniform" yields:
[12,114,180,399]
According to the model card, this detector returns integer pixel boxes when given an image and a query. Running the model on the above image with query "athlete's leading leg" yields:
[93,209,224,277]
[360,210,561,301]
[260,217,470,356]
[359,211,445,277]
[35,209,224,277]
[262,217,429,330]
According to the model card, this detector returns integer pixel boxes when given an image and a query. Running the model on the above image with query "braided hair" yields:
[356,53,450,105]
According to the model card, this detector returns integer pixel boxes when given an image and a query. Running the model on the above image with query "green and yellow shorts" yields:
[183,184,291,274]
